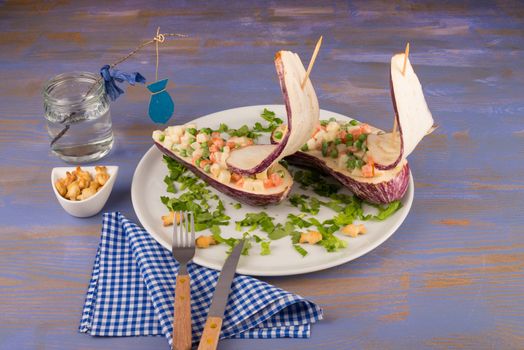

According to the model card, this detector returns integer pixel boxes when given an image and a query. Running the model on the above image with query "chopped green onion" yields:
[274,131,283,140]
[187,128,197,136]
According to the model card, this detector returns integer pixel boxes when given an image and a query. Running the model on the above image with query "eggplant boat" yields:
[271,51,434,204]
[152,50,319,206]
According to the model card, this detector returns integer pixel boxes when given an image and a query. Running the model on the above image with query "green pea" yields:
[321,141,328,157]
[320,120,328,126]
[274,131,283,140]
[355,159,364,168]
[350,120,359,126]
[301,143,309,152]
[346,158,356,169]
[334,138,342,145]
[345,134,354,145]
[358,134,367,141]
[354,140,363,149]
[330,148,338,159]
[159,134,165,142]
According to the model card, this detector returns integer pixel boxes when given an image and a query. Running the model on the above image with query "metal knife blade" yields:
[206,239,245,318]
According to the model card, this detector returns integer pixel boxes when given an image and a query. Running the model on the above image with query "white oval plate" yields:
[132,105,414,276]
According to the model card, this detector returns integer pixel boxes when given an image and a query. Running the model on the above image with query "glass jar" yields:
[43,72,114,163]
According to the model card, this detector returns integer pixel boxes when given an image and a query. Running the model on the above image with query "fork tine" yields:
[190,212,195,247]
[172,210,178,252]
[184,211,191,248]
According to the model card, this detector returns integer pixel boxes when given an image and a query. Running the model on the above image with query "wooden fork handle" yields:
[197,316,222,350]
[173,274,192,350]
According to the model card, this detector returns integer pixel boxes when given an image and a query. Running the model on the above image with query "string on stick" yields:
[50,30,187,146]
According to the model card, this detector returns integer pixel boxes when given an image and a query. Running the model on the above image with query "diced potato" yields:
[163,136,174,150]
[152,130,164,142]
[326,121,340,133]
[161,212,181,227]
[256,171,268,180]
[210,163,221,177]
[338,154,348,169]
[306,138,317,151]
[217,169,231,184]
[252,179,264,192]
[341,224,366,238]
[196,133,209,143]
[196,235,218,249]
[299,231,322,245]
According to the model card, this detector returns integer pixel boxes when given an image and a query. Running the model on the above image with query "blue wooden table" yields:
[1,1,523,349]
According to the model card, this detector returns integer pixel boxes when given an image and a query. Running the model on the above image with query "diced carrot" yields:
[339,130,347,142]
[263,179,274,188]
[360,123,371,134]
[246,139,254,145]
[210,152,216,163]
[227,141,236,149]
[212,137,225,148]
[211,132,221,138]
[362,164,374,177]
[209,144,219,153]
[199,160,211,169]
[235,177,244,187]
[231,173,242,182]
[350,129,362,139]
[270,173,283,186]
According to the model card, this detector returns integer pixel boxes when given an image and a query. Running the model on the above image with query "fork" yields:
[172,211,195,350]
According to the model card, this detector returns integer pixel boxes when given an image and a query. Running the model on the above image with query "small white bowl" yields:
[51,166,118,218]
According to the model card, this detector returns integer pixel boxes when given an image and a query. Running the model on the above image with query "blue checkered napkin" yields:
[79,212,323,346]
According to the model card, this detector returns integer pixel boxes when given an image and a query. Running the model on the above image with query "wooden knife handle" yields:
[197,316,223,350]
[173,274,192,350]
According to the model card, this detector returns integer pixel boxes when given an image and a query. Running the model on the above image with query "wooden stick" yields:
[393,42,410,137]
[301,36,323,89]
[402,42,410,76]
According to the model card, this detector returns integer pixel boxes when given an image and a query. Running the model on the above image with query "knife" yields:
[197,239,245,350]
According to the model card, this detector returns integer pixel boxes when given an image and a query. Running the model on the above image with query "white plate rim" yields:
[131,104,414,276]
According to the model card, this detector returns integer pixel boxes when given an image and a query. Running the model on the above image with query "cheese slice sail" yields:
[226,50,320,175]
[367,53,434,170]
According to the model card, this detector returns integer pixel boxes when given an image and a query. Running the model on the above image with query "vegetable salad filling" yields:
[281,118,379,178]
[153,123,285,193]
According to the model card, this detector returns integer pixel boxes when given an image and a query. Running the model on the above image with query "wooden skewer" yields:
[393,42,410,138]
[402,42,410,76]
[301,35,323,89]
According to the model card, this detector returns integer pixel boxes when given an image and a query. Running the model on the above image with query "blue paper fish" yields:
[147,79,174,124]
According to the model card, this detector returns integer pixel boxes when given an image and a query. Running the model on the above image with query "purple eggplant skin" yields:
[284,151,410,205]
[155,142,292,206]
[226,54,291,176]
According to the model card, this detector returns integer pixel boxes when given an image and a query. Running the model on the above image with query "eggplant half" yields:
[271,122,410,204]
[154,138,292,206]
